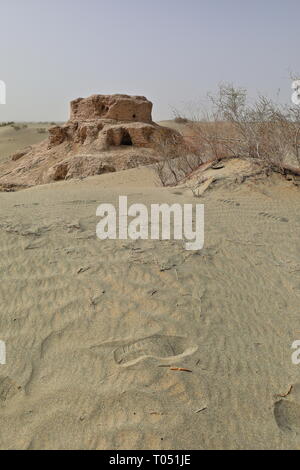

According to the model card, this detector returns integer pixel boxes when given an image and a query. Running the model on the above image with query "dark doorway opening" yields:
[121,130,133,146]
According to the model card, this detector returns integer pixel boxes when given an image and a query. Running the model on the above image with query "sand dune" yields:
[0,163,299,449]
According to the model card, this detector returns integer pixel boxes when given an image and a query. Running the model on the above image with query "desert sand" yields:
[0,123,57,165]
[0,157,300,449]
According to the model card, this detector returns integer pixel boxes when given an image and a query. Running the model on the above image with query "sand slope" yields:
[0,166,300,449]
[0,123,57,164]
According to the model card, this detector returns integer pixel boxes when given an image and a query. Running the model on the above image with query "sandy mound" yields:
[0,95,187,189]
[177,156,300,196]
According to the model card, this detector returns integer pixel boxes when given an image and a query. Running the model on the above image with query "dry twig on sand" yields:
[275,384,293,398]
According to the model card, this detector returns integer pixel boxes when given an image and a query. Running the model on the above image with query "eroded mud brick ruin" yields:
[1,94,187,188]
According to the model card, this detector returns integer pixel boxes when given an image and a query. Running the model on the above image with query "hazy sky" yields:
[0,0,299,122]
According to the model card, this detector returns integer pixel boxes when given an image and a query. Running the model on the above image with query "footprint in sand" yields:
[219,199,240,207]
[274,400,300,433]
[274,384,300,433]
[62,200,98,206]
[258,212,288,223]
[0,376,20,403]
[113,334,198,367]
[109,335,207,419]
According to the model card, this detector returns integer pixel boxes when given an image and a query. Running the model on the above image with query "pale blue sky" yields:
[0,0,299,121]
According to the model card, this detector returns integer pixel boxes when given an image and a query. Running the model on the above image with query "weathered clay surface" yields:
[0,94,187,188]
[70,94,153,123]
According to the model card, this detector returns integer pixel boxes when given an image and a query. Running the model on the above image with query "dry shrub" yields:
[156,84,300,186]
[174,116,189,124]
[204,84,300,167]
[173,84,300,180]
[154,133,204,186]
[0,121,14,127]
